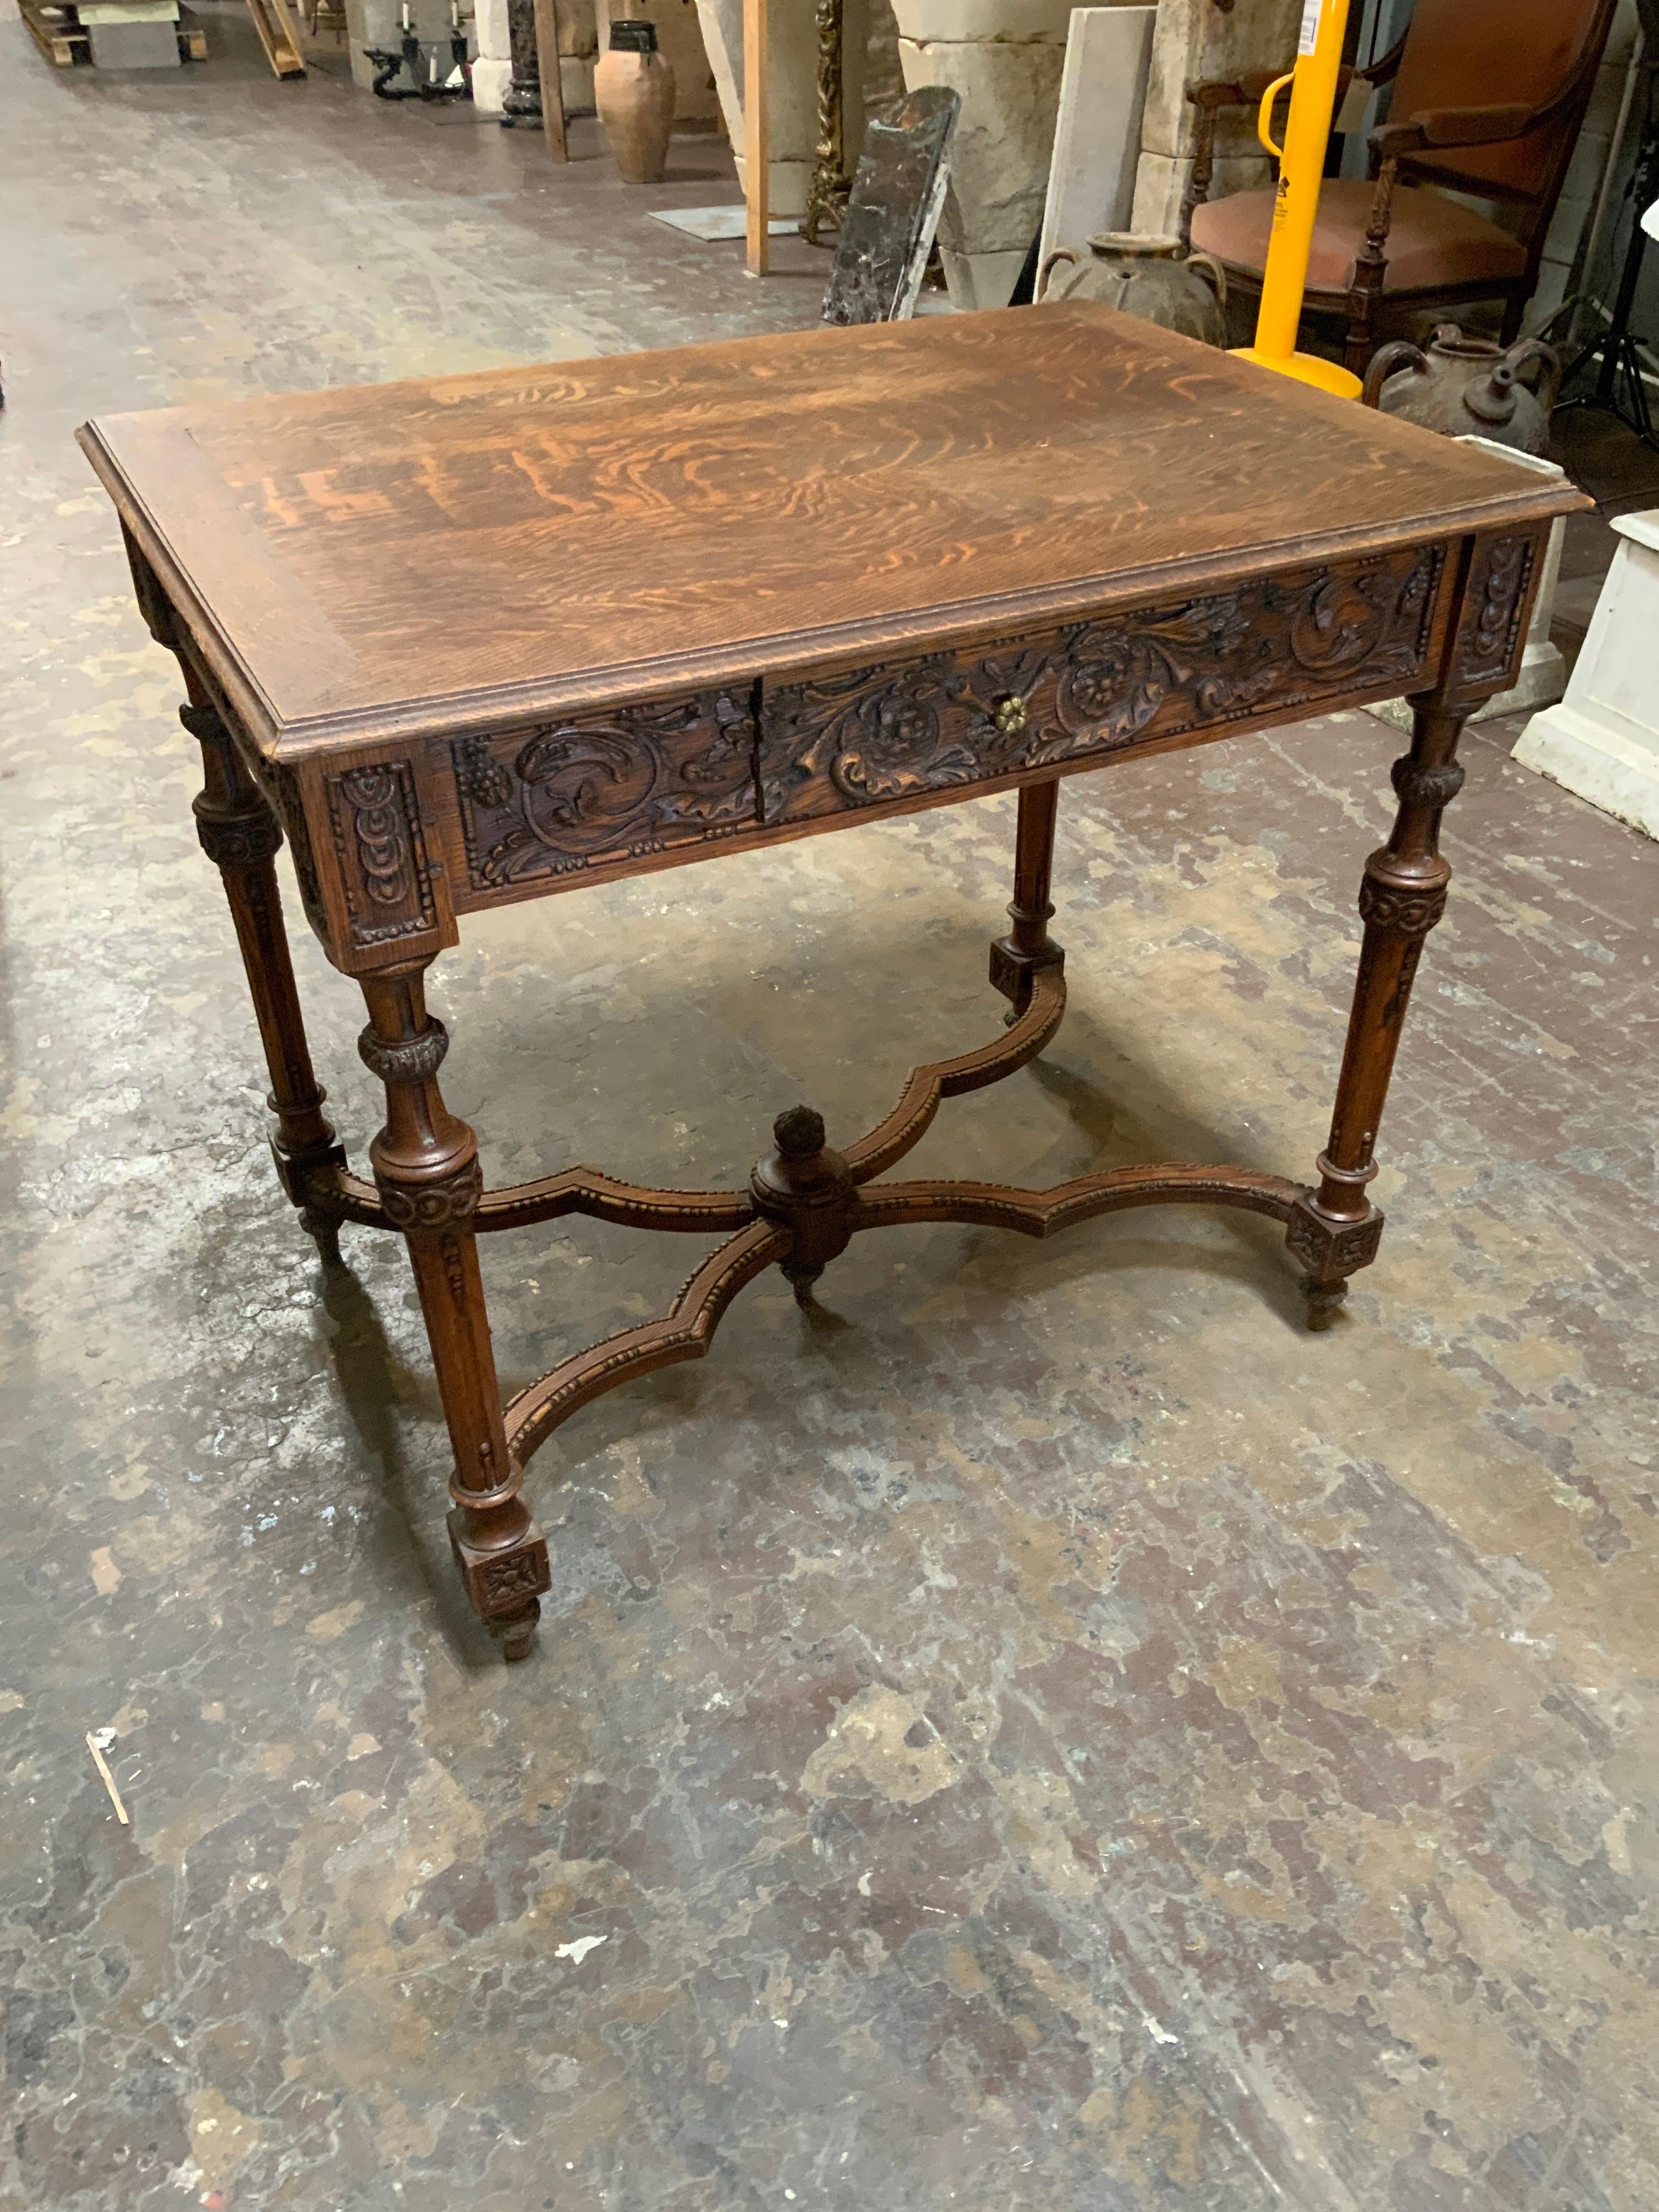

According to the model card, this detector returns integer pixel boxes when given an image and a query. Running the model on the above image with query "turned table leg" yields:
[1288,698,1469,1328]
[990,776,1066,1016]
[358,959,551,1659]
[182,688,346,1260]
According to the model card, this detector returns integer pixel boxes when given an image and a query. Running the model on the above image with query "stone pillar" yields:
[471,0,512,111]
[697,0,829,218]
[893,0,1073,310]
[1129,0,1299,240]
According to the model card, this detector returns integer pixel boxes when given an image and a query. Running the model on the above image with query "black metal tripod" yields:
[1560,121,1659,450]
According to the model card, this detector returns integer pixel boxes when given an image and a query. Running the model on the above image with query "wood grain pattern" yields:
[93,315,1583,1655]
[78,306,1583,760]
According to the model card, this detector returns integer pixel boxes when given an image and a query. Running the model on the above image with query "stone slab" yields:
[86,13,178,60]
[1037,5,1155,274]
[822,82,958,324]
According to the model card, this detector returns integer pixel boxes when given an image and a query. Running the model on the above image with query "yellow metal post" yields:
[1232,0,1361,398]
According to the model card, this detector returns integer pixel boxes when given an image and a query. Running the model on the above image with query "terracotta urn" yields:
[1361,324,1563,456]
[1036,232,1227,347]
[595,16,675,186]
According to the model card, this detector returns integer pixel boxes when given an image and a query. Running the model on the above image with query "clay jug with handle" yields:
[1361,324,1563,455]
[1037,232,1228,347]
[595,16,676,186]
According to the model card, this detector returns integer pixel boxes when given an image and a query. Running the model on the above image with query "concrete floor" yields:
[3,15,1658,2211]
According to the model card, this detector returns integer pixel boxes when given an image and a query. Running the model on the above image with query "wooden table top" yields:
[80,303,1579,761]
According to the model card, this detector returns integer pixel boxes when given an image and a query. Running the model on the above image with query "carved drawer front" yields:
[759,546,1446,825]
[450,688,759,893]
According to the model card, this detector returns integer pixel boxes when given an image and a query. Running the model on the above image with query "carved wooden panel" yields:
[323,758,439,949]
[258,758,329,939]
[450,689,759,894]
[1452,533,1539,696]
[759,546,1447,826]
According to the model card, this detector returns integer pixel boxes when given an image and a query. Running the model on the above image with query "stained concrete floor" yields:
[4,16,1659,2212]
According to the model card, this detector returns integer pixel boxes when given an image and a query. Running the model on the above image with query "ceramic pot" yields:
[1036,231,1227,347]
[1361,324,1563,456]
[595,17,675,186]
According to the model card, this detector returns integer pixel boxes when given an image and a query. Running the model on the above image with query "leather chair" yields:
[1179,0,1621,377]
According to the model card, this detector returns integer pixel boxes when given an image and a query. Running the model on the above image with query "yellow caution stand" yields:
[1231,0,1361,399]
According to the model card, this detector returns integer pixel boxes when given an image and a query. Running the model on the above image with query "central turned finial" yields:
[750,1102,855,1305]
[774,1104,826,1160]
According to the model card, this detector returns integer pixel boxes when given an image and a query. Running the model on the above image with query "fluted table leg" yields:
[182,688,346,1259]
[358,961,551,1657]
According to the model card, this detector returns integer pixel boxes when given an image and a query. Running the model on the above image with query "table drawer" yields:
[448,687,759,893]
[759,545,1447,825]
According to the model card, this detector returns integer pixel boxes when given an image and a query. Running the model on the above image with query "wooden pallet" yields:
[18,0,83,61]
[18,0,207,61]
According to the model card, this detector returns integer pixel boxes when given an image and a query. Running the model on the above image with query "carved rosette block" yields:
[760,547,1444,825]
[451,690,759,895]
[448,1515,551,1653]
[1286,1191,1386,1329]
[988,933,1063,1006]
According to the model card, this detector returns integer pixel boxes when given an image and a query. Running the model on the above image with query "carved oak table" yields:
[80,302,1582,1660]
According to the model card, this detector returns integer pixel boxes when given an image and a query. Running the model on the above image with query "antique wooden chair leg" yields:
[990,776,1066,1018]
[182,689,347,1260]
[1289,697,1469,1327]
[358,961,551,1658]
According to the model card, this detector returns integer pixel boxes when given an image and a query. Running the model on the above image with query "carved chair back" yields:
[1386,0,1619,231]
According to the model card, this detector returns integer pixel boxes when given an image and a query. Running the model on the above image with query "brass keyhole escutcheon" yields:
[993,694,1027,735]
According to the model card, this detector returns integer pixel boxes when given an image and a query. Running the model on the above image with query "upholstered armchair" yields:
[1179,0,1621,377]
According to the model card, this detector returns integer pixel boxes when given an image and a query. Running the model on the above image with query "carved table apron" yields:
[79,304,1584,1659]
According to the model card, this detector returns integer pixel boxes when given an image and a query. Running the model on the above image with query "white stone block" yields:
[471,55,511,108]
[1515,510,1659,842]
[1038,7,1155,273]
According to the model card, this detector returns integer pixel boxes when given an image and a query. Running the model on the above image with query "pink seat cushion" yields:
[1189,178,1528,295]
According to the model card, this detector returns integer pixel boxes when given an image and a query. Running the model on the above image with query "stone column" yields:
[470,0,513,111]
[1129,0,1299,240]
[893,0,1073,310]
[697,0,830,220]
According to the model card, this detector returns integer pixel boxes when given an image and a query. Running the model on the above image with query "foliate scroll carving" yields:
[760,547,1444,826]
[1390,756,1465,811]
[377,1156,483,1232]
[358,1017,450,1087]
[325,759,437,948]
[1357,877,1448,938]
[1455,535,1536,693]
[193,804,284,870]
[452,690,759,893]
